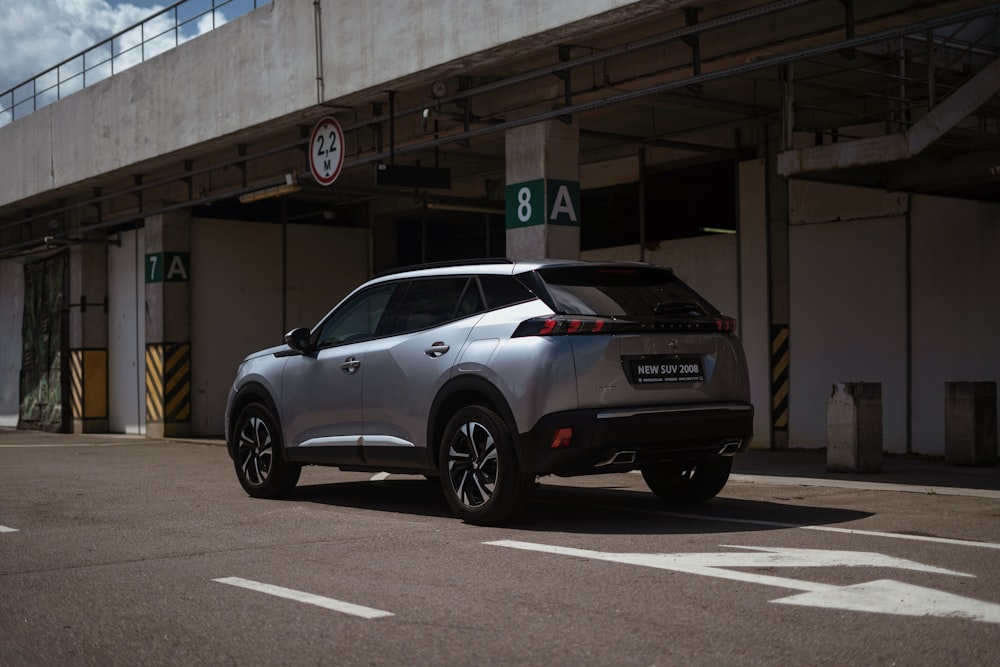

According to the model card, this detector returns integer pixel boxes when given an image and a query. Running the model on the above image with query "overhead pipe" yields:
[313,0,325,103]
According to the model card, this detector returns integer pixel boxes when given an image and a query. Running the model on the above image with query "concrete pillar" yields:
[143,211,192,438]
[827,382,883,473]
[945,382,998,466]
[68,236,109,433]
[765,124,791,450]
[505,120,580,260]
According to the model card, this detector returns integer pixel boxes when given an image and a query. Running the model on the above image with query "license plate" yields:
[628,356,704,384]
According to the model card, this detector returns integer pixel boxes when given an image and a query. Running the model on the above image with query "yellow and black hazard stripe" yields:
[771,326,790,431]
[69,348,107,420]
[146,343,191,424]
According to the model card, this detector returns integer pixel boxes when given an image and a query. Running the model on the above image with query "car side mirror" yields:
[284,327,312,353]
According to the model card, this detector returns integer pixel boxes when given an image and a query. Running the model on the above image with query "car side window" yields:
[314,282,397,348]
[479,274,535,309]
[387,277,477,335]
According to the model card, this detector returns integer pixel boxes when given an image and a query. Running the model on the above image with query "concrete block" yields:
[945,382,998,466]
[827,382,883,473]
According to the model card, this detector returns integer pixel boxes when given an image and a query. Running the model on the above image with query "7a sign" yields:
[146,252,190,283]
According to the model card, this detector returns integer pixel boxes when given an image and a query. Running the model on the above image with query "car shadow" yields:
[288,477,871,536]
[291,478,453,519]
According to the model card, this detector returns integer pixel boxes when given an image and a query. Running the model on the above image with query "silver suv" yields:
[225,259,753,524]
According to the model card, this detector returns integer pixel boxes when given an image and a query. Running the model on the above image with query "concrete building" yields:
[1,0,998,457]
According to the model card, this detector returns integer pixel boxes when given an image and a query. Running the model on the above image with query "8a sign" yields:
[505,178,580,229]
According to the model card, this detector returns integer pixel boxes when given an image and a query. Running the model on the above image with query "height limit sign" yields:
[309,116,345,186]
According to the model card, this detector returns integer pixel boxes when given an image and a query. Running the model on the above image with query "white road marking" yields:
[213,577,393,619]
[653,509,1000,551]
[538,497,1000,551]
[370,472,391,481]
[486,540,1000,624]
[729,473,1000,500]
[0,442,143,448]
[0,525,18,533]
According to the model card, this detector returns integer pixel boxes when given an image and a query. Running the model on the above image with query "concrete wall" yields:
[191,220,281,436]
[787,183,1000,456]
[0,258,25,426]
[0,0,674,208]
[910,195,1000,456]
[285,224,371,330]
[189,220,369,436]
[788,183,908,451]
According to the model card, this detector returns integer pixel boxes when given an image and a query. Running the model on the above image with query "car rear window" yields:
[534,265,718,319]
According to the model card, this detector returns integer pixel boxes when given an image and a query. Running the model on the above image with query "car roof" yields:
[369,258,665,284]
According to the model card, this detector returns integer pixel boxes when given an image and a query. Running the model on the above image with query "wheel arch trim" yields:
[227,382,282,458]
[428,375,522,469]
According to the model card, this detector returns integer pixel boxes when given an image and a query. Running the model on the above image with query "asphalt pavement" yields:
[3,426,997,495]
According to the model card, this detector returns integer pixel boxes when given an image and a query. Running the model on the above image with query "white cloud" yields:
[0,0,233,124]
[0,1,168,94]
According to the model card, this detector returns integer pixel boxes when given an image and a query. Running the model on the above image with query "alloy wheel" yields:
[238,415,272,487]
[446,420,498,508]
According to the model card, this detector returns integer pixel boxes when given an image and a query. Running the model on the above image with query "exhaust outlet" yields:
[718,440,742,456]
[595,451,637,467]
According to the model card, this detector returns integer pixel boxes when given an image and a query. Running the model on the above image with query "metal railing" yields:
[0,0,271,128]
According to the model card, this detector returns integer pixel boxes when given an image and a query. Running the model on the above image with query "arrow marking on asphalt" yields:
[485,540,1000,624]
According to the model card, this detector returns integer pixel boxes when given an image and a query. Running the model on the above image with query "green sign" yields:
[145,252,190,283]
[505,178,580,229]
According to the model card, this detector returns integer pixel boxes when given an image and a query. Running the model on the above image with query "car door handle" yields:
[424,342,450,358]
[340,356,361,374]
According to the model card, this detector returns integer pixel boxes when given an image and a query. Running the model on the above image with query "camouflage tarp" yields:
[19,252,69,432]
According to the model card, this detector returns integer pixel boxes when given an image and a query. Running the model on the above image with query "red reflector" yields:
[550,428,573,449]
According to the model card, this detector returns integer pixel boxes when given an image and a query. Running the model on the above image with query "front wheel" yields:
[233,403,301,499]
[439,405,533,525]
[641,456,732,504]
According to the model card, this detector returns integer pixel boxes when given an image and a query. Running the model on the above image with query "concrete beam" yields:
[778,55,1000,176]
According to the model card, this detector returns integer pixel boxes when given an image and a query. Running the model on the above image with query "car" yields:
[224,258,753,525]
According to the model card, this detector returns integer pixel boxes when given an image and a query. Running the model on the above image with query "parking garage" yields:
[1,0,998,457]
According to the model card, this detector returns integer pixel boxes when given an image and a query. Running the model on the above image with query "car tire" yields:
[439,405,533,525]
[641,456,732,504]
[233,403,301,499]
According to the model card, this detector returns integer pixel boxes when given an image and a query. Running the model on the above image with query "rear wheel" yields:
[439,405,533,525]
[641,456,732,504]
[233,403,301,499]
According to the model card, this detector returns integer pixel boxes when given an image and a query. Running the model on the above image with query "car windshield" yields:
[534,265,717,319]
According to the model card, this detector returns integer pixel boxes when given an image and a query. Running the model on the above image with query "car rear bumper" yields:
[517,402,754,475]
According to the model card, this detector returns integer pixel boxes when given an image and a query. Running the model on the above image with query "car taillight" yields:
[512,317,613,337]
[716,316,737,333]
[513,315,738,337]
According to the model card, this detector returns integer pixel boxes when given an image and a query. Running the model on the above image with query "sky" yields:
[1,1,167,93]
[0,0,255,104]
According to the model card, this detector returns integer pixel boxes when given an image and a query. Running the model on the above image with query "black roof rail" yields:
[373,258,514,279]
